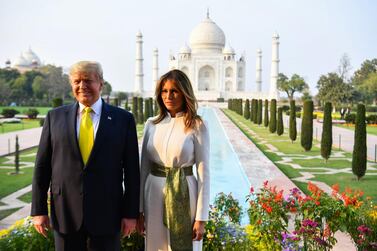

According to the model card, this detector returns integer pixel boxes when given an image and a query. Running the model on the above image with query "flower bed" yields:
[1,182,376,250]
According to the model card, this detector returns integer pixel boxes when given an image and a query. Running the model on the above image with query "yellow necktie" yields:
[79,107,94,164]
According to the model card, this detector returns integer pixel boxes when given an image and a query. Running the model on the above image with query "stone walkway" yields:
[217,108,356,251]
[0,127,42,156]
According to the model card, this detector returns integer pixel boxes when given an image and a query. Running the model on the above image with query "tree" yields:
[277,73,309,101]
[39,65,70,101]
[138,97,144,123]
[32,75,45,99]
[102,81,112,96]
[321,102,333,162]
[244,99,250,119]
[269,99,277,133]
[257,99,263,125]
[277,107,284,136]
[301,100,313,151]
[289,100,297,143]
[145,98,150,119]
[352,58,377,87]
[337,53,352,82]
[317,72,353,109]
[117,92,128,104]
[253,99,258,124]
[352,104,367,180]
[132,97,138,123]
[149,97,154,117]
[52,98,63,108]
[0,78,11,105]
[14,135,20,174]
[154,99,159,116]
[359,72,377,104]
[264,99,269,127]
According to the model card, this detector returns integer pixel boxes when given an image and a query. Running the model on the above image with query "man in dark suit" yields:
[31,61,140,250]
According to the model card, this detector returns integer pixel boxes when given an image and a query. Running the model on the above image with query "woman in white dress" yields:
[137,69,210,251]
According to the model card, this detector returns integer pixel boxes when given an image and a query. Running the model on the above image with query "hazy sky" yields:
[1,0,376,95]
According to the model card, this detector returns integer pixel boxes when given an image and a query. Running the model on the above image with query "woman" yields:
[138,69,210,251]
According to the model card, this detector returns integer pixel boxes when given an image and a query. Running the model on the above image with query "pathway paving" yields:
[284,115,377,161]
[217,108,356,251]
[0,127,42,156]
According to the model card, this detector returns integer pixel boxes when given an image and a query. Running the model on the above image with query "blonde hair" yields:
[153,69,201,130]
[69,61,104,83]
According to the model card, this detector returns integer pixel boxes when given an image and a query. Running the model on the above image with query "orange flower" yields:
[331,184,339,197]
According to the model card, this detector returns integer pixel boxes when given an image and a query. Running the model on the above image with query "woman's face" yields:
[161,79,184,117]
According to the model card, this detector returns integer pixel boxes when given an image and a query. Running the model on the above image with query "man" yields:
[31,61,140,250]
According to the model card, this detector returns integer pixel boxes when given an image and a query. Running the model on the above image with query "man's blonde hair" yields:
[69,61,104,82]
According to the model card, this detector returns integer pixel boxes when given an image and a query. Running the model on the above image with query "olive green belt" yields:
[151,163,193,251]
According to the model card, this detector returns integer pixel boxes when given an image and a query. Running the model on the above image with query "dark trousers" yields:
[54,227,120,251]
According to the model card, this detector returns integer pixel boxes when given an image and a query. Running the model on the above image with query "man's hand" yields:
[33,215,51,238]
[121,218,136,237]
[136,213,145,235]
[192,220,205,241]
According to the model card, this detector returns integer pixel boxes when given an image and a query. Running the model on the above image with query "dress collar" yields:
[166,111,185,118]
[78,98,102,115]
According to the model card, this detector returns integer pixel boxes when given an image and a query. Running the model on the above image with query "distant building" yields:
[8,48,42,73]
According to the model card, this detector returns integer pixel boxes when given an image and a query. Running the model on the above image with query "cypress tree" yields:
[15,135,19,174]
[289,100,297,143]
[352,104,367,180]
[269,99,277,133]
[154,99,159,116]
[124,98,130,111]
[321,102,332,162]
[264,99,269,127]
[250,99,254,121]
[132,97,138,123]
[149,97,154,117]
[239,99,243,116]
[253,99,258,123]
[244,99,250,119]
[277,107,284,136]
[145,99,150,119]
[301,100,314,151]
[137,97,144,123]
[257,99,263,125]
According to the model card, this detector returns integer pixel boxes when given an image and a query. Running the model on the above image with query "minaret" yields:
[134,31,144,94]
[152,48,159,88]
[270,32,280,99]
[256,49,262,92]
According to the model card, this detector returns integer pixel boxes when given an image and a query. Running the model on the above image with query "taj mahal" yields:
[135,11,280,101]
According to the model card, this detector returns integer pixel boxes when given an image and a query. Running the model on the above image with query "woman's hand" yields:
[136,213,145,235]
[192,220,205,241]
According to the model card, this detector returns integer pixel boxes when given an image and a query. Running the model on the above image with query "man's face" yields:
[70,71,103,106]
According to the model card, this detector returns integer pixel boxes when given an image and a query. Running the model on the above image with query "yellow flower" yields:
[0,229,9,238]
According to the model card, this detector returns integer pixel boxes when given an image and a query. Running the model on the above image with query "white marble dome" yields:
[13,54,28,66]
[222,45,235,54]
[189,16,226,53]
[13,48,41,66]
[179,44,191,54]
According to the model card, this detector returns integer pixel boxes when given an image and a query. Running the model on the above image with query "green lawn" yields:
[0,106,51,115]
[18,191,32,204]
[335,124,377,136]
[0,119,41,134]
[223,109,377,203]
[0,207,22,221]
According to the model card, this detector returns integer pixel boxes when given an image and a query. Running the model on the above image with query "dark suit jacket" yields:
[31,101,140,235]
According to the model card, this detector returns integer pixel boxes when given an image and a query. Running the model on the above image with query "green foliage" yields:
[102,81,112,96]
[289,100,297,142]
[269,99,277,133]
[1,108,19,118]
[244,99,250,119]
[39,118,45,127]
[321,102,333,161]
[264,99,269,127]
[252,99,258,123]
[24,108,39,119]
[257,99,263,125]
[132,97,138,123]
[345,113,356,124]
[301,100,313,151]
[352,104,367,180]
[15,135,19,174]
[154,99,159,116]
[277,107,284,136]
[144,98,150,119]
[277,73,309,101]
[137,97,144,124]
[51,98,63,108]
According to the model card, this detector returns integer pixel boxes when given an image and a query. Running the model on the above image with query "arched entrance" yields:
[198,66,215,91]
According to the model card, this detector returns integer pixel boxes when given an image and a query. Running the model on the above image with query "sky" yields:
[1,0,376,95]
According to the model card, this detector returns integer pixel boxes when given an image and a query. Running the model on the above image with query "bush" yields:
[345,113,356,124]
[352,104,367,180]
[281,105,290,112]
[296,112,301,118]
[264,99,269,127]
[51,98,63,108]
[269,99,277,133]
[217,97,225,102]
[289,100,297,142]
[24,108,39,119]
[277,107,284,136]
[301,100,313,151]
[366,114,377,124]
[365,106,377,113]
[257,99,263,125]
[321,102,332,162]
[244,99,250,119]
[1,108,19,118]
[39,118,45,127]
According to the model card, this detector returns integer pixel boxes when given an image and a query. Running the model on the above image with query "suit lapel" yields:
[66,102,82,161]
[86,101,113,167]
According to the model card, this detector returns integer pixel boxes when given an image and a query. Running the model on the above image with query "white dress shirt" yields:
[76,98,102,140]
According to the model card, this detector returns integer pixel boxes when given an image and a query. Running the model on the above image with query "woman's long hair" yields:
[153,69,201,130]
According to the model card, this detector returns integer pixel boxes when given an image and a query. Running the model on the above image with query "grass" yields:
[0,207,22,221]
[18,191,32,203]
[136,124,144,139]
[335,124,377,136]
[0,106,51,115]
[223,109,377,202]
[0,119,41,134]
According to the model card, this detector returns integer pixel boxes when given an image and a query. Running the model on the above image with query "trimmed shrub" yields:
[154,99,159,116]
[277,107,284,136]
[132,97,138,123]
[244,99,250,119]
[144,98,150,119]
[296,112,301,118]
[289,100,297,142]
[25,108,39,119]
[301,100,313,151]
[217,97,225,102]
[124,99,130,111]
[52,98,63,108]
[345,113,356,124]
[1,108,20,118]
[269,99,277,133]
[137,97,144,123]
[321,102,332,162]
[365,106,377,113]
[253,99,258,124]
[352,104,367,180]
[366,114,377,124]
[257,99,263,125]
[39,118,45,127]
[15,135,19,174]
[264,99,269,127]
